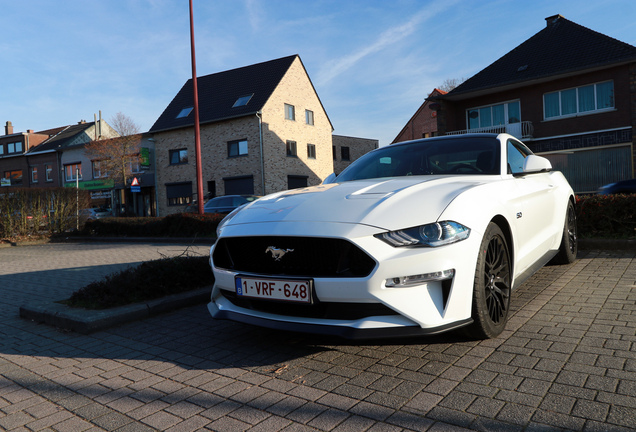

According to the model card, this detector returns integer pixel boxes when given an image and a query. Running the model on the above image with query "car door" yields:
[507,139,559,275]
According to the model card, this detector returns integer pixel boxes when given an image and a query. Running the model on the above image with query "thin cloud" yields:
[316,1,458,86]
[245,0,263,32]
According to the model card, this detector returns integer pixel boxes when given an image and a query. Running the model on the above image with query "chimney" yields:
[545,14,563,27]
[5,121,13,135]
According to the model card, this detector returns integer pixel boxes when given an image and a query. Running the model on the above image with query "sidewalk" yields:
[0,241,634,431]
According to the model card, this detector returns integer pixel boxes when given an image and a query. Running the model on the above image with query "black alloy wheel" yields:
[464,222,511,339]
[551,200,578,265]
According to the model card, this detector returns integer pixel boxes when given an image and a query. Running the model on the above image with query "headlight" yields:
[375,221,470,247]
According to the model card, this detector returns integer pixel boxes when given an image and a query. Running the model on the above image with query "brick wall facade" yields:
[154,57,336,216]
[332,134,379,175]
[260,57,334,194]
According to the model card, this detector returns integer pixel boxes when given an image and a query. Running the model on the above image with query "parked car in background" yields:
[203,195,259,215]
[208,134,577,340]
[597,179,636,195]
[80,207,112,221]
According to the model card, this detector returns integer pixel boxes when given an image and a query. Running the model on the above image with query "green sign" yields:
[64,179,114,190]
[140,147,150,167]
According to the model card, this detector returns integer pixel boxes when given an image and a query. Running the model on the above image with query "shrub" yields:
[64,255,212,309]
[0,187,91,238]
[82,212,225,238]
[576,194,636,239]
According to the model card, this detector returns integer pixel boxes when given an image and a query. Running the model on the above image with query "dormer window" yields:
[233,94,253,108]
[176,107,194,119]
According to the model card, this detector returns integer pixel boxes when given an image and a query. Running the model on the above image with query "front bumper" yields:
[208,221,483,339]
[208,297,472,339]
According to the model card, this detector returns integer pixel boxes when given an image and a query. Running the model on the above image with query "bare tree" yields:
[439,77,466,92]
[84,113,142,214]
[109,111,141,137]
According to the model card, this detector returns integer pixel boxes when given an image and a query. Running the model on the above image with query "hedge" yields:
[0,187,91,238]
[81,212,225,238]
[28,193,630,242]
[575,194,636,239]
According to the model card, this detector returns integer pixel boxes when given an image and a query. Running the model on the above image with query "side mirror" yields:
[322,173,337,184]
[523,155,552,173]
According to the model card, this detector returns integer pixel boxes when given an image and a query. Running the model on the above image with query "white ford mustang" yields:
[208,134,577,339]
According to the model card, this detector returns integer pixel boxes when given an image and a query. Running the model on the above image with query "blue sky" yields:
[1,0,635,146]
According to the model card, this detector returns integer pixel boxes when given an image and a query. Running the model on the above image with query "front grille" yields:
[213,236,376,277]
[220,289,397,319]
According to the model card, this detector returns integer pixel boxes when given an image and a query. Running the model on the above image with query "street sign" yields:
[131,177,140,193]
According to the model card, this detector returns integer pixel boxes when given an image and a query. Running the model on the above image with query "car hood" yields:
[224,176,489,231]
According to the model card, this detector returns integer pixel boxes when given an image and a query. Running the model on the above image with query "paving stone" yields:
[0,244,632,432]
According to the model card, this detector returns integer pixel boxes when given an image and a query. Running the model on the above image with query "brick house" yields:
[25,118,119,185]
[332,134,378,175]
[149,55,378,216]
[0,121,50,188]
[392,88,446,143]
[429,15,636,193]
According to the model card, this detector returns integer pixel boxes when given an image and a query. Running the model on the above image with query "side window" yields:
[507,139,531,174]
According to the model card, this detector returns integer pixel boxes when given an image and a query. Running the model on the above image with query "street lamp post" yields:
[189,0,204,215]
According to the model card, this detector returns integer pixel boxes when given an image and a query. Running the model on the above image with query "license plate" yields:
[235,276,313,303]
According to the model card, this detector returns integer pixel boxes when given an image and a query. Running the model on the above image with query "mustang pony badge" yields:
[265,246,294,261]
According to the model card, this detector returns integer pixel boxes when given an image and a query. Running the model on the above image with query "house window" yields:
[166,182,192,206]
[224,176,254,195]
[176,107,193,119]
[64,163,82,182]
[45,164,52,182]
[288,175,308,189]
[286,140,297,157]
[305,110,314,125]
[31,167,38,183]
[228,139,248,157]
[0,145,4,155]
[285,103,295,121]
[307,144,316,159]
[4,170,23,185]
[233,94,253,108]
[129,158,142,173]
[544,81,614,119]
[333,146,337,160]
[92,160,106,178]
[467,101,521,130]
[169,149,188,165]
[341,146,350,161]
[7,142,23,154]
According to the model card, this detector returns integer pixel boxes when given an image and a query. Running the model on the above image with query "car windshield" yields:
[336,136,501,182]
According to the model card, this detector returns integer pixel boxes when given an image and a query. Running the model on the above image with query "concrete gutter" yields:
[20,287,211,334]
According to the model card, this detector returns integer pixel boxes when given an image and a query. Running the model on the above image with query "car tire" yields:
[464,222,511,340]
[550,200,577,265]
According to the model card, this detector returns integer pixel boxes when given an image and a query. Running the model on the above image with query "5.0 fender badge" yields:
[265,246,294,261]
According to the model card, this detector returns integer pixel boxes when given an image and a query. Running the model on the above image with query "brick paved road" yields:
[0,242,634,431]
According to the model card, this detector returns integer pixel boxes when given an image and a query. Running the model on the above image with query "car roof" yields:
[389,133,506,148]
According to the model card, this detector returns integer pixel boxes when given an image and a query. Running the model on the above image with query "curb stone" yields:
[19,287,212,334]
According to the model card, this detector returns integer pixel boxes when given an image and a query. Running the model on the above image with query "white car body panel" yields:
[208,134,576,339]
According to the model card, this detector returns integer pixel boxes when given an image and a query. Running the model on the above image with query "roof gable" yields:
[446,15,636,98]
[28,123,95,153]
[149,55,299,133]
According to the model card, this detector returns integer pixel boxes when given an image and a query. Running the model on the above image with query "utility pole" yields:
[189,0,204,214]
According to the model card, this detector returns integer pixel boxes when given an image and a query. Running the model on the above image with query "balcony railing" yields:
[445,121,534,140]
